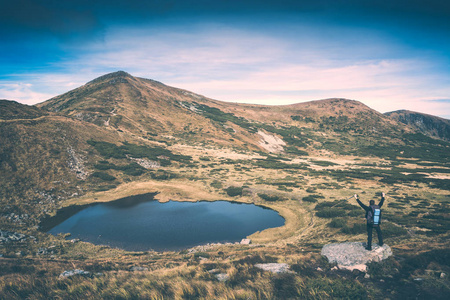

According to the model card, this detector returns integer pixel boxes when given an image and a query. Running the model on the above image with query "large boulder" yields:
[321,242,392,272]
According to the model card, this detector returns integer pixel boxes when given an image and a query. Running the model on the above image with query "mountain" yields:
[37,71,411,155]
[37,71,256,149]
[2,72,450,300]
[385,110,450,141]
[4,72,449,214]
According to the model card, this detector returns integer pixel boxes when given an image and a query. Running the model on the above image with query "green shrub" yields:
[310,160,339,167]
[258,193,284,202]
[210,180,223,189]
[315,208,346,218]
[328,218,347,228]
[303,277,367,299]
[94,161,145,176]
[224,186,243,197]
[302,194,324,203]
[150,170,176,180]
[87,140,125,159]
[382,222,408,237]
[341,223,366,234]
[91,172,116,181]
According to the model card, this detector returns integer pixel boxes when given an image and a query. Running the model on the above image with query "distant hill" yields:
[385,110,450,141]
[37,71,410,154]
[0,99,48,120]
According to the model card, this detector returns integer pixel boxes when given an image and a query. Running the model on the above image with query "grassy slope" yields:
[1,75,449,299]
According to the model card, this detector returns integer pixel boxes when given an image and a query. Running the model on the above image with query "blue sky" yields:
[1,0,449,118]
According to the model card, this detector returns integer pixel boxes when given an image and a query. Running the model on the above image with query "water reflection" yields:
[43,194,285,252]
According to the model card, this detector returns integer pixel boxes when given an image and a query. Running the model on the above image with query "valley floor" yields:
[1,145,449,299]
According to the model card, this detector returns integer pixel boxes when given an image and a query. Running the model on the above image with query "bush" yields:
[341,223,366,234]
[315,208,346,218]
[328,218,347,228]
[210,180,223,189]
[382,222,408,237]
[150,170,176,180]
[258,193,284,202]
[302,194,324,203]
[224,186,243,197]
[91,172,116,181]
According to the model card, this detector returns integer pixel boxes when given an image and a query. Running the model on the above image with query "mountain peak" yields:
[87,70,132,85]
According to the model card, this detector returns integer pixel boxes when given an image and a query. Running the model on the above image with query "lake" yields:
[43,193,285,251]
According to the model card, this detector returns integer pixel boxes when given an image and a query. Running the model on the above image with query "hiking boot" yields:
[365,246,372,251]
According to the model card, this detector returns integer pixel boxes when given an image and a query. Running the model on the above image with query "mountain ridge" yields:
[1,71,449,299]
[385,109,450,141]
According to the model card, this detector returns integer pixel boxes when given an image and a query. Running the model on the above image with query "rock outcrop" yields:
[321,242,392,272]
[255,263,291,274]
[59,269,90,278]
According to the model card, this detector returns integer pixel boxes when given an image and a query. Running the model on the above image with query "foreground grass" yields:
[1,246,449,299]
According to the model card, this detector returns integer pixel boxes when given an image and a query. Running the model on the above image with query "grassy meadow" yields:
[1,139,449,299]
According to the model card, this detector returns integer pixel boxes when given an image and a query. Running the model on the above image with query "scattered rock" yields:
[215,273,230,282]
[364,273,371,279]
[441,272,447,279]
[60,269,90,278]
[316,267,323,272]
[0,230,27,243]
[258,130,286,153]
[130,266,149,272]
[127,156,160,169]
[331,266,339,271]
[67,146,88,179]
[240,239,251,245]
[321,242,392,272]
[255,263,291,274]
[339,264,368,273]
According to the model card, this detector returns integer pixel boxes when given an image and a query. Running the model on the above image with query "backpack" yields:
[367,205,381,225]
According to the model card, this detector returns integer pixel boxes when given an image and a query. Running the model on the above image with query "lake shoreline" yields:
[41,179,310,247]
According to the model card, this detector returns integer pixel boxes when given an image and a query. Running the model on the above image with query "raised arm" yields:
[354,194,369,211]
[378,192,386,207]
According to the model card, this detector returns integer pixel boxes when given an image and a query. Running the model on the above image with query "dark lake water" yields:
[44,193,285,251]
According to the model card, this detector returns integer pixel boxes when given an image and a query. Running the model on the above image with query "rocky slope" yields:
[385,110,450,141]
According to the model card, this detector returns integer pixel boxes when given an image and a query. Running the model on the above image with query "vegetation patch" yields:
[95,161,146,176]
[302,194,325,203]
[310,159,339,167]
[328,218,347,228]
[224,186,244,197]
[314,200,360,219]
[87,140,191,165]
[91,171,116,181]
[258,193,285,202]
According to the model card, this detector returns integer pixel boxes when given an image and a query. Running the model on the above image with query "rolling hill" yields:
[385,109,450,141]
[1,71,449,299]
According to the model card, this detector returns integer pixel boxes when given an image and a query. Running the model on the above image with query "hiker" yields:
[354,193,385,251]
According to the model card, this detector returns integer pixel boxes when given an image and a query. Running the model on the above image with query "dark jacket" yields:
[356,196,385,223]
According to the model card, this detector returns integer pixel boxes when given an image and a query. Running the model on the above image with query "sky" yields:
[1,0,450,118]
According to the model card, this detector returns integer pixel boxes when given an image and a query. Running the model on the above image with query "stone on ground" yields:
[255,263,291,274]
[321,242,392,272]
[59,269,90,278]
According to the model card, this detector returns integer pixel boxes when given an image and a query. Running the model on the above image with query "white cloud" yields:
[0,82,54,105]
[2,23,449,118]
